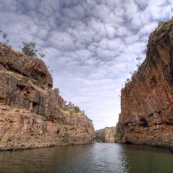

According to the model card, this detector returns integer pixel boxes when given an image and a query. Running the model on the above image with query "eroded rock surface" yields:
[95,127,116,143]
[0,43,95,150]
[116,18,173,150]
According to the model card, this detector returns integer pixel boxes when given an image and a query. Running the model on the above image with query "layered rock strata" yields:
[116,18,173,150]
[0,43,95,150]
[95,127,116,143]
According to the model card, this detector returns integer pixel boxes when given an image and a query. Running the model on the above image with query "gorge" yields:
[1,17,173,151]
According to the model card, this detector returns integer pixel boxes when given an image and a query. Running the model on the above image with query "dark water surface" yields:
[0,143,173,173]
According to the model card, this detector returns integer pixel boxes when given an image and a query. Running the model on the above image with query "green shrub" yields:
[21,42,37,57]
[0,30,12,47]
[89,119,93,123]
[37,75,44,86]
[62,132,70,143]
[14,105,24,109]
[40,113,48,118]
[95,135,105,142]
[20,42,45,58]
[53,88,60,94]
[12,63,19,69]
[158,21,164,26]
[74,106,80,113]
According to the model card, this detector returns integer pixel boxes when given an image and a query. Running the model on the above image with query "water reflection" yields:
[0,143,173,173]
[122,144,173,173]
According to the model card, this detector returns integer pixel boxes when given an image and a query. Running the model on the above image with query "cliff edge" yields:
[95,127,116,143]
[0,43,95,150]
[116,18,173,150]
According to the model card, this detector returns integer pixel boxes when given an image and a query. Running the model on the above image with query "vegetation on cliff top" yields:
[0,30,10,46]
[125,57,143,85]
[0,30,45,59]
[19,42,45,58]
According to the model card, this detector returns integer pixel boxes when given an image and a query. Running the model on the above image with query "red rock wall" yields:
[0,43,53,89]
[0,105,94,150]
[116,18,173,150]
[0,43,95,150]
[95,127,116,143]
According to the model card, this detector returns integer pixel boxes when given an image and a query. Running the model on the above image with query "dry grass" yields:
[60,108,84,117]
[0,70,23,80]
[28,80,47,95]
[0,70,47,95]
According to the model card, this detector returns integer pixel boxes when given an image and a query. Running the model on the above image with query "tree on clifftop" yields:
[0,30,10,46]
[74,106,80,113]
[53,88,60,94]
[21,42,37,57]
[20,42,45,58]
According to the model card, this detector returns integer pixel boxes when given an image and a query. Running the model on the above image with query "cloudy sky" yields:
[0,0,173,130]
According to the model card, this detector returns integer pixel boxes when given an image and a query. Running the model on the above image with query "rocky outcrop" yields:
[116,18,173,150]
[0,44,53,90]
[0,105,94,150]
[95,127,116,143]
[0,43,95,150]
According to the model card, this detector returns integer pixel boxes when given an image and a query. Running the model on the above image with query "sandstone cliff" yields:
[95,127,116,143]
[116,18,173,150]
[0,43,95,150]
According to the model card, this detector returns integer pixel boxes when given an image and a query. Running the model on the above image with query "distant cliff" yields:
[116,18,173,150]
[95,127,116,143]
[0,43,95,150]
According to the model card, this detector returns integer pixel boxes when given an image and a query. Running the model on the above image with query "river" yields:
[0,143,173,173]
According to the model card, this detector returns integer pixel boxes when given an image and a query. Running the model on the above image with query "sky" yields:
[0,0,173,130]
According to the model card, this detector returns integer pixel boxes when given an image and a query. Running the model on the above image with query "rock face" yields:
[0,43,95,150]
[116,18,173,150]
[95,127,116,143]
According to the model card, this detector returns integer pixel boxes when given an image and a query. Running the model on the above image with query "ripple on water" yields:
[0,143,173,173]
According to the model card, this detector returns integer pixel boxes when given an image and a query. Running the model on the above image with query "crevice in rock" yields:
[125,141,132,144]
[140,117,149,127]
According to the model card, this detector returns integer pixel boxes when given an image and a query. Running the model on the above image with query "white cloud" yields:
[0,0,172,130]
[124,0,139,21]
[138,22,157,35]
